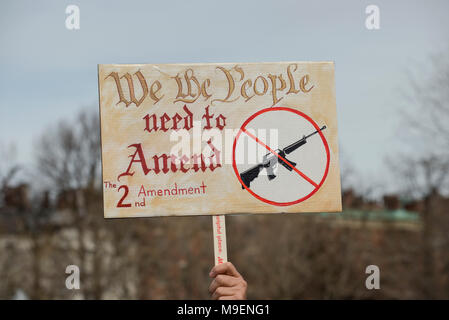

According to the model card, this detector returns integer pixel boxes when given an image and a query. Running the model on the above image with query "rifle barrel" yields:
[304,125,326,140]
[283,125,326,154]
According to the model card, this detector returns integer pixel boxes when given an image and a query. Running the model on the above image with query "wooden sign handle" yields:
[212,215,227,265]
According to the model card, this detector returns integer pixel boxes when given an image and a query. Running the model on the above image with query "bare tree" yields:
[35,109,101,191]
[34,107,103,299]
[388,50,449,298]
[401,52,449,155]
[388,155,449,200]
[0,142,20,202]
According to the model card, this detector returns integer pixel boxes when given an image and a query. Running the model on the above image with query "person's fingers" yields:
[208,262,247,300]
[209,262,241,278]
[208,274,239,293]
[218,295,237,300]
[212,286,236,300]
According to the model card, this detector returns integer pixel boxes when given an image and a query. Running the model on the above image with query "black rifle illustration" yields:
[240,125,327,189]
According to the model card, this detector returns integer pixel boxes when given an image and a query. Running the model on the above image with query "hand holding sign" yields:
[209,262,247,300]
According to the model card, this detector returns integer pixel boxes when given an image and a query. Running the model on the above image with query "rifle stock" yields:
[240,164,264,189]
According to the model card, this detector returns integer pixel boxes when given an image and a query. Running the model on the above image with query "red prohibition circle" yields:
[232,107,331,206]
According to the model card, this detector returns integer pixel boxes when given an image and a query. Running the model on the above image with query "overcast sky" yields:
[1,0,448,194]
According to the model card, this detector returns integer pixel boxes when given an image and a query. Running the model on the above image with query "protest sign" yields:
[98,62,341,219]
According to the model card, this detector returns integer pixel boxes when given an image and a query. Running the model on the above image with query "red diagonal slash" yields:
[242,128,319,188]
